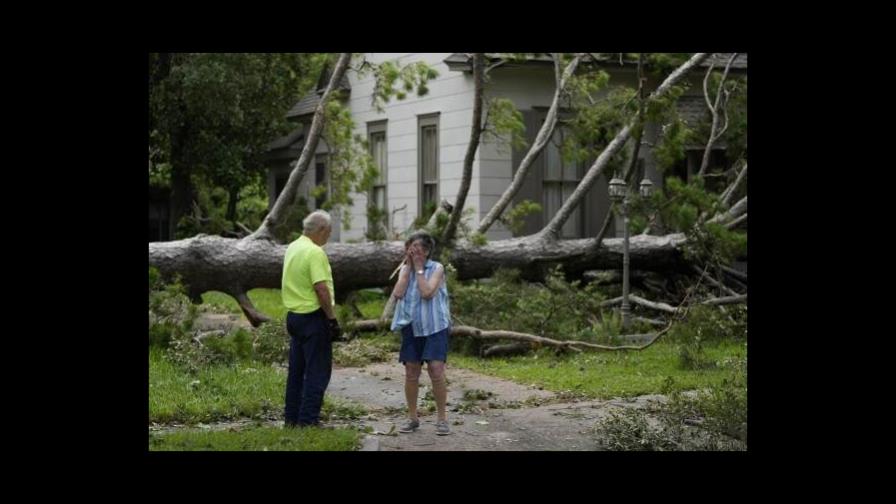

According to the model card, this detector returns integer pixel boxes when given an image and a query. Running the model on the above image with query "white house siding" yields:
[337,53,477,243]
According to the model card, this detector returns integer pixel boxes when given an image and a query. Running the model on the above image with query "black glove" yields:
[326,318,344,342]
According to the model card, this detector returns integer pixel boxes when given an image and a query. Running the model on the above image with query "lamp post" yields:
[608,177,655,330]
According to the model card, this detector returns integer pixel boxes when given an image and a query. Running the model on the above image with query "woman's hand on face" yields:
[411,247,425,270]
[405,247,417,269]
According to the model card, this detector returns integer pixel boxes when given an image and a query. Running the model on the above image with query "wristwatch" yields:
[416,269,424,275]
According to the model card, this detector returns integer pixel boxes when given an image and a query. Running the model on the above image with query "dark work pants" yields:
[283,309,332,426]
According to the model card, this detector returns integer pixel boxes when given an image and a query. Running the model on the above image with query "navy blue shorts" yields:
[398,325,450,364]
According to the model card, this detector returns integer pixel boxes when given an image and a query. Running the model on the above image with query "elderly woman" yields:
[390,230,452,435]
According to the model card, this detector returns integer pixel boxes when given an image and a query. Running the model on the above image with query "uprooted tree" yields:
[149,52,746,350]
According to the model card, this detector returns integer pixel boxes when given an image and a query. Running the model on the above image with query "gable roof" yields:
[266,127,304,151]
[285,62,352,119]
[285,93,322,119]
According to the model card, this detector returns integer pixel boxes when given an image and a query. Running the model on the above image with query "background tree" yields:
[149,52,328,238]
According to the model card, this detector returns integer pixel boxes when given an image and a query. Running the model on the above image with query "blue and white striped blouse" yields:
[390,259,451,337]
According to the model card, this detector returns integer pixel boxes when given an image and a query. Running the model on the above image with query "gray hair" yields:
[303,210,332,234]
[406,230,436,258]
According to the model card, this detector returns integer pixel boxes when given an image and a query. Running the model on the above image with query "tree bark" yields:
[725,213,747,230]
[701,294,746,306]
[149,231,691,322]
[481,343,533,358]
[692,264,738,297]
[721,265,747,283]
[600,292,745,313]
[347,319,673,352]
[708,196,747,225]
[601,295,677,314]
[720,162,747,207]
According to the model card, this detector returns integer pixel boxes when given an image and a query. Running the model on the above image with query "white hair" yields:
[303,210,332,234]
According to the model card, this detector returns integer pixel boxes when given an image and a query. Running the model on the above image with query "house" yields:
[264,53,747,243]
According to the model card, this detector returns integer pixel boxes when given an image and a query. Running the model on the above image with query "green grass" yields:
[150,346,284,424]
[149,425,361,451]
[202,288,288,320]
[448,340,746,400]
[356,296,386,319]
[149,346,367,424]
[202,288,387,321]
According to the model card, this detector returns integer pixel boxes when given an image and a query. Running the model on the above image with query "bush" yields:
[594,408,681,451]
[447,266,611,355]
[668,303,746,370]
[167,319,293,373]
[595,358,747,451]
[636,356,747,449]
[497,199,541,236]
[150,268,291,370]
[149,267,197,348]
[678,336,713,370]
[688,355,747,443]
[253,318,290,366]
[202,328,254,363]
[676,304,747,343]
[175,185,234,239]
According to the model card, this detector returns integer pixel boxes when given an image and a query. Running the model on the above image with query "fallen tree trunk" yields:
[721,274,747,292]
[708,196,747,225]
[345,318,671,352]
[601,293,746,314]
[583,269,656,286]
[725,213,747,230]
[634,316,667,327]
[149,232,691,325]
[702,294,747,306]
[601,295,677,314]
[721,265,747,282]
[481,342,534,358]
[693,265,739,297]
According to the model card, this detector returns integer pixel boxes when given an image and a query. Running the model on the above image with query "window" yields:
[418,114,439,218]
[543,127,583,238]
[370,132,387,209]
[368,121,388,235]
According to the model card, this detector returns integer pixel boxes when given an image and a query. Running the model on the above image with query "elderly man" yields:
[281,210,342,428]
